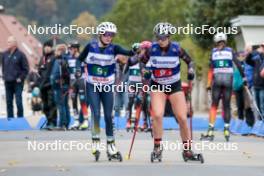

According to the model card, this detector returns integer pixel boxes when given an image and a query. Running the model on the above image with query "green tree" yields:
[103,0,188,46]
[187,0,264,49]
[71,11,97,42]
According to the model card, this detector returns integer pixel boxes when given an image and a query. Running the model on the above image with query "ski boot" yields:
[150,145,163,163]
[200,126,214,141]
[182,150,204,164]
[224,126,230,142]
[69,120,80,130]
[79,120,89,130]
[43,123,56,131]
[91,139,101,162]
[106,141,122,162]
[141,121,148,132]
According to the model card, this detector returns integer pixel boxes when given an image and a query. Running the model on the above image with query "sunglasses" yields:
[103,32,115,37]
[156,35,169,41]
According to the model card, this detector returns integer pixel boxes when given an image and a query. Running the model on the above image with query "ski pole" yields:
[188,81,193,140]
[244,86,264,120]
[126,102,142,160]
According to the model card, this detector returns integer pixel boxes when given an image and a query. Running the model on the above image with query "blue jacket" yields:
[50,55,70,89]
[244,63,254,88]
[2,48,29,82]
[246,50,264,89]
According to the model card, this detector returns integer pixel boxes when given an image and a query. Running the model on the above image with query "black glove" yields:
[243,77,248,86]
[187,68,195,81]
[75,70,82,79]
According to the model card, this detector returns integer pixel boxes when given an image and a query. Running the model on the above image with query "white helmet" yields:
[98,21,117,34]
[153,22,173,36]
[214,32,227,43]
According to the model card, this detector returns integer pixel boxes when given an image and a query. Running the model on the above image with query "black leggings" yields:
[211,83,232,124]
[234,87,255,127]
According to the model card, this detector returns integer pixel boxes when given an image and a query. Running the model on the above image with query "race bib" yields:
[153,69,173,78]
[91,65,109,77]
[214,60,231,68]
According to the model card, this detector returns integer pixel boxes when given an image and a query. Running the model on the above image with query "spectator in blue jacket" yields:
[2,36,29,118]
[50,44,71,130]
[245,43,264,118]
[261,60,264,78]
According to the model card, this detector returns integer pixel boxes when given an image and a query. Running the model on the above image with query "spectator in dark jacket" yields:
[261,60,264,78]
[38,41,57,129]
[245,43,264,118]
[2,36,29,118]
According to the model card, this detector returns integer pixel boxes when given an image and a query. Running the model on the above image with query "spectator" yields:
[50,44,71,130]
[38,41,57,129]
[114,55,128,117]
[245,43,264,118]
[233,53,254,127]
[261,61,264,78]
[2,36,29,118]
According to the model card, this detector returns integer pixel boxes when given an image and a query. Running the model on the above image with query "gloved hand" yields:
[206,86,211,91]
[132,43,140,53]
[187,68,195,81]
[75,70,82,79]
[243,77,248,86]
[16,78,22,83]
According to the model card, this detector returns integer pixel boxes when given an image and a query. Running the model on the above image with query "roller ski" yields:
[140,121,152,133]
[126,119,133,132]
[150,145,162,163]
[69,120,80,130]
[200,126,214,141]
[91,139,101,162]
[79,99,89,130]
[126,119,137,132]
[79,119,89,130]
[182,150,204,164]
[106,141,122,162]
[224,126,230,142]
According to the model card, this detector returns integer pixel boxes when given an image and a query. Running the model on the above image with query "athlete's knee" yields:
[177,114,188,127]
[152,111,163,122]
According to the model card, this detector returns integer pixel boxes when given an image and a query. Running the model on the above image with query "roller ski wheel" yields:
[69,120,80,131]
[200,134,214,141]
[182,150,204,164]
[126,127,132,132]
[143,126,152,133]
[126,127,134,132]
[107,151,123,162]
[92,150,100,162]
[126,120,132,132]
[69,126,79,131]
[150,148,162,163]
[92,139,101,162]
[78,120,89,131]
[107,142,122,162]
[200,127,214,141]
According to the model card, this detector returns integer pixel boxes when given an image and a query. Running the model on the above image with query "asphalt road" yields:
[0,130,263,176]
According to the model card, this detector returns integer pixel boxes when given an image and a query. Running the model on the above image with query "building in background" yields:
[230,15,264,51]
[0,6,42,70]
